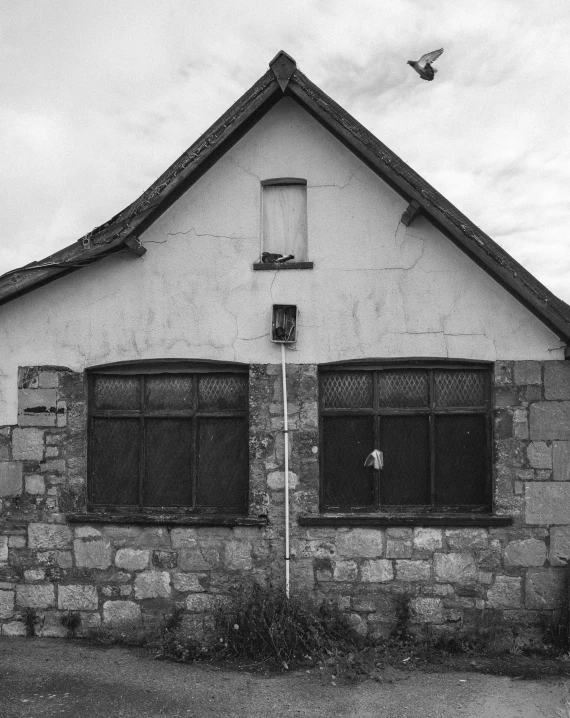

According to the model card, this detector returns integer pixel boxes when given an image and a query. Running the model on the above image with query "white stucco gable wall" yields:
[0,97,563,423]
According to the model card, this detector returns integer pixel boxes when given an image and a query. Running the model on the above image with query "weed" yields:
[391,593,414,642]
[22,608,37,637]
[61,611,81,636]
[159,583,361,671]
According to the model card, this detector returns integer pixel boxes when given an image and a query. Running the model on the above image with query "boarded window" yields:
[262,180,307,261]
[319,364,491,512]
[88,367,248,513]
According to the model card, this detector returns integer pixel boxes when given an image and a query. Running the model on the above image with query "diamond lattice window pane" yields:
[145,375,193,411]
[434,370,485,407]
[377,370,428,407]
[321,372,373,409]
[93,376,140,410]
[198,375,248,410]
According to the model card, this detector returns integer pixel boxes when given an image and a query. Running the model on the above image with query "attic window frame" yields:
[255,177,313,270]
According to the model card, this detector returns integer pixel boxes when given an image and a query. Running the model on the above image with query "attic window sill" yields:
[253,262,313,270]
[66,512,268,527]
[298,514,513,528]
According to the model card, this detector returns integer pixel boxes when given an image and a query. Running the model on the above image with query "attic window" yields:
[262,178,308,263]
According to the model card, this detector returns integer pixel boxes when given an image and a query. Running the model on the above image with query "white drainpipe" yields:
[281,343,290,598]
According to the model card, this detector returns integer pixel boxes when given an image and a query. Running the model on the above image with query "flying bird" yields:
[407,48,443,81]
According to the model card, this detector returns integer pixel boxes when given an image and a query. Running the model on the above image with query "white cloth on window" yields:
[263,184,308,261]
[364,449,384,470]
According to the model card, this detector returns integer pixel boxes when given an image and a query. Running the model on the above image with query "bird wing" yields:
[418,48,443,67]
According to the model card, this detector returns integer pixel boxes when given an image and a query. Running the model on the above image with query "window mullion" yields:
[192,375,198,510]
[429,371,436,509]
[139,376,145,511]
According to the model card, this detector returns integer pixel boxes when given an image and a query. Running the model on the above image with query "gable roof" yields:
[2,51,570,343]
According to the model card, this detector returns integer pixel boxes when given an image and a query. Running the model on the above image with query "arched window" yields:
[87,360,249,514]
[319,361,492,512]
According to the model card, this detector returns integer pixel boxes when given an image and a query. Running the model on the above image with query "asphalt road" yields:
[1,637,569,717]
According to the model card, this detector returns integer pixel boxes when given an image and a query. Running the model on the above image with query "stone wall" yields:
[1,361,569,645]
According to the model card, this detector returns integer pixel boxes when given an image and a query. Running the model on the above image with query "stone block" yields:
[29,523,72,550]
[525,483,570,525]
[16,583,55,608]
[514,361,542,386]
[290,559,315,590]
[433,553,477,583]
[527,442,552,469]
[333,560,358,581]
[178,547,218,571]
[56,551,73,568]
[8,535,26,549]
[0,462,23,497]
[74,539,112,569]
[412,597,444,624]
[525,568,567,609]
[494,411,512,439]
[137,528,171,549]
[336,529,383,558]
[152,550,178,569]
[550,526,570,566]
[58,585,98,611]
[2,621,26,636]
[101,526,143,547]
[413,528,442,552]
[0,536,7,563]
[74,526,101,539]
[445,529,488,551]
[530,403,570,440]
[504,539,546,567]
[385,540,412,559]
[39,371,58,389]
[486,576,522,609]
[0,590,14,619]
[18,388,58,426]
[347,613,368,636]
[12,428,44,460]
[545,363,570,400]
[115,549,149,572]
[395,560,431,581]
[360,559,393,583]
[553,442,570,481]
[185,593,218,612]
[103,600,141,626]
[267,471,299,490]
[25,474,45,494]
[495,362,513,387]
[223,542,252,571]
[79,612,102,632]
[172,573,207,593]
[24,569,45,582]
[134,571,171,599]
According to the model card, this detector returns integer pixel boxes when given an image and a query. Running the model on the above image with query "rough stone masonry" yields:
[0,361,569,649]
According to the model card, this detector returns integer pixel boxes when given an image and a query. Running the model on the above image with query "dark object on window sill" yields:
[298,513,512,527]
[66,512,268,527]
[253,262,313,270]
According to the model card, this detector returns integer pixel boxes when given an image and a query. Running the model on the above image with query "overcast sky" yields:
[1,1,569,301]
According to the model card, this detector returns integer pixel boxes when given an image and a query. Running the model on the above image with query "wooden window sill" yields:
[253,262,313,270]
[298,514,512,528]
[66,512,268,527]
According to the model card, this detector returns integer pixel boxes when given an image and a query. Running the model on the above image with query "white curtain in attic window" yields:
[263,184,308,261]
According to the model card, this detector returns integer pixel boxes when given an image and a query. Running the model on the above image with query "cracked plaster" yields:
[0,97,562,423]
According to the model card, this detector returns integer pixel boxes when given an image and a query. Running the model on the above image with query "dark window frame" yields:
[319,360,493,514]
[87,360,249,515]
